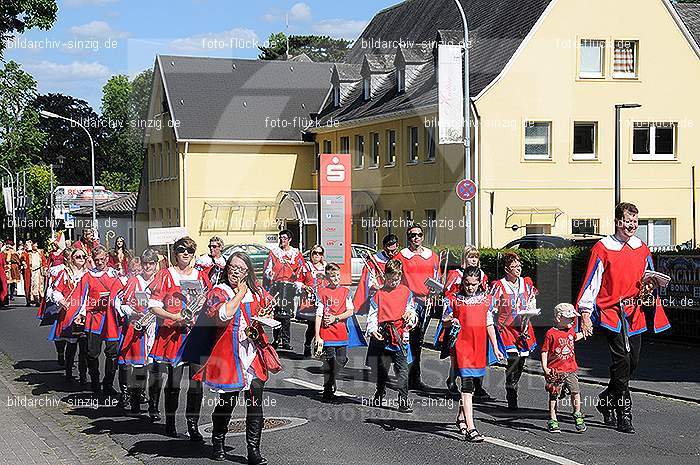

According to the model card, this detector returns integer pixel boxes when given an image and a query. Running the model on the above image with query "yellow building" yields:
[140,55,333,251]
[312,0,700,249]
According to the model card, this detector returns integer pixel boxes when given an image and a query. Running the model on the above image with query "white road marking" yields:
[283,377,353,397]
[485,437,584,465]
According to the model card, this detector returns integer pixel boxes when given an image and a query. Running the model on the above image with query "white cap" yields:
[554,303,580,319]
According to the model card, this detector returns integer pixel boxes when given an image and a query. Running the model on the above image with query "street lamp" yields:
[615,103,642,206]
[0,165,17,246]
[452,0,472,246]
[39,110,97,236]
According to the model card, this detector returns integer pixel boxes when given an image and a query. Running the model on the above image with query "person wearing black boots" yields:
[577,203,671,434]
[114,249,160,416]
[192,252,276,464]
[147,237,211,439]
[490,252,539,410]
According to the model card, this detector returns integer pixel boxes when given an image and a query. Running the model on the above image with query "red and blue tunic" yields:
[353,251,391,314]
[193,284,273,392]
[116,275,155,366]
[397,248,440,301]
[38,264,65,321]
[316,286,351,346]
[367,284,416,356]
[491,276,538,355]
[576,235,670,335]
[263,246,306,285]
[48,267,86,341]
[67,268,120,341]
[445,292,496,377]
[148,267,211,365]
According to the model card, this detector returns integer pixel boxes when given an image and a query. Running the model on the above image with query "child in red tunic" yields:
[366,259,418,413]
[315,263,354,402]
[444,266,503,442]
[541,303,586,434]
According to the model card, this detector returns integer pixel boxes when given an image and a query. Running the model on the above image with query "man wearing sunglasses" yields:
[398,225,440,392]
[69,245,121,395]
[263,229,306,351]
[195,236,226,286]
[353,234,400,314]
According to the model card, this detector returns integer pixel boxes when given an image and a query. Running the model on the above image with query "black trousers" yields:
[273,318,291,345]
[374,343,409,400]
[408,300,428,383]
[604,330,642,396]
[64,337,87,377]
[304,322,315,348]
[505,354,527,392]
[148,362,202,393]
[321,346,348,392]
[86,333,118,385]
[119,364,148,390]
[212,378,265,427]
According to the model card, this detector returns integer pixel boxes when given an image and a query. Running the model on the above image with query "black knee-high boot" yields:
[164,388,180,437]
[64,342,77,381]
[597,387,617,426]
[186,389,204,442]
[246,381,267,465]
[118,365,130,411]
[211,394,235,461]
[55,341,66,367]
[148,383,162,422]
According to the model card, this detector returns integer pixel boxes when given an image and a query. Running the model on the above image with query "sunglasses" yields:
[311,251,323,256]
[208,244,220,248]
[408,232,423,238]
[176,246,195,254]
[73,254,86,259]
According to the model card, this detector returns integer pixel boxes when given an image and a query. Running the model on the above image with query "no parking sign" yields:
[456,179,477,201]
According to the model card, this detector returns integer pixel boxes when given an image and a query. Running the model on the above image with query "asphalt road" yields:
[1,302,698,465]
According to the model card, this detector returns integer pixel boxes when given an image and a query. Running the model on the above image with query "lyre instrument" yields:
[422,248,450,334]
[178,279,206,325]
[244,292,278,342]
[361,252,385,287]
[131,290,155,331]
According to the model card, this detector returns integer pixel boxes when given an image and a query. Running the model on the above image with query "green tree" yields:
[0,0,58,56]
[33,93,104,186]
[0,60,46,168]
[258,32,353,62]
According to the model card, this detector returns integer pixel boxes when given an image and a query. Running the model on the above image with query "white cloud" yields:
[64,0,117,6]
[290,3,312,22]
[24,61,111,81]
[169,28,259,52]
[69,21,129,40]
[313,19,368,40]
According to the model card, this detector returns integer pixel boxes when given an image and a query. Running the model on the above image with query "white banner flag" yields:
[438,44,464,144]
[2,187,13,216]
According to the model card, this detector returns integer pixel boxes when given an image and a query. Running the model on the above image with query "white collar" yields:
[400,247,433,260]
[136,274,154,290]
[601,235,643,251]
[500,277,524,294]
[271,245,299,260]
[168,266,198,285]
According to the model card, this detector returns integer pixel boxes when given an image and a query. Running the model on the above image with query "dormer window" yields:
[397,68,405,93]
[333,85,340,107]
[363,77,371,100]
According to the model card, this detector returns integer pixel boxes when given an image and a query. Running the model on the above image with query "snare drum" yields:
[272,281,297,319]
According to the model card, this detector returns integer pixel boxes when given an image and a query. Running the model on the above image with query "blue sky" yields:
[4,0,398,111]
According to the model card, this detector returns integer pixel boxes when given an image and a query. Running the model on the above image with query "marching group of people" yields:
[26,201,669,463]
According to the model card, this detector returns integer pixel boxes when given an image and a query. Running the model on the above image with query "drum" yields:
[272,281,297,319]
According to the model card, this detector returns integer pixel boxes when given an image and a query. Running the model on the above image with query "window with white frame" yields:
[340,136,349,154]
[633,122,676,160]
[425,126,436,161]
[370,132,380,167]
[408,126,419,162]
[397,68,405,93]
[613,40,638,78]
[333,86,340,107]
[385,210,393,234]
[403,210,414,227]
[363,77,371,100]
[573,122,597,160]
[386,129,396,165]
[322,139,332,154]
[579,39,605,78]
[636,219,673,247]
[524,121,552,159]
[354,135,365,168]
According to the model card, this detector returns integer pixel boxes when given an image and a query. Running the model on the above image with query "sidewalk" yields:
[0,351,142,465]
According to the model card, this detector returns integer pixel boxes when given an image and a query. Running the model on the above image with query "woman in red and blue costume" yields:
[443,266,503,442]
[147,236,211,439]
[115,249,160,417]
[298,244,328,357]
[192,251,276,464]
[490,251,538,410]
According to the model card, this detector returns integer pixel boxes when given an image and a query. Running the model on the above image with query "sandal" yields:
[465,428,485,443]
[455,418,468,435]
